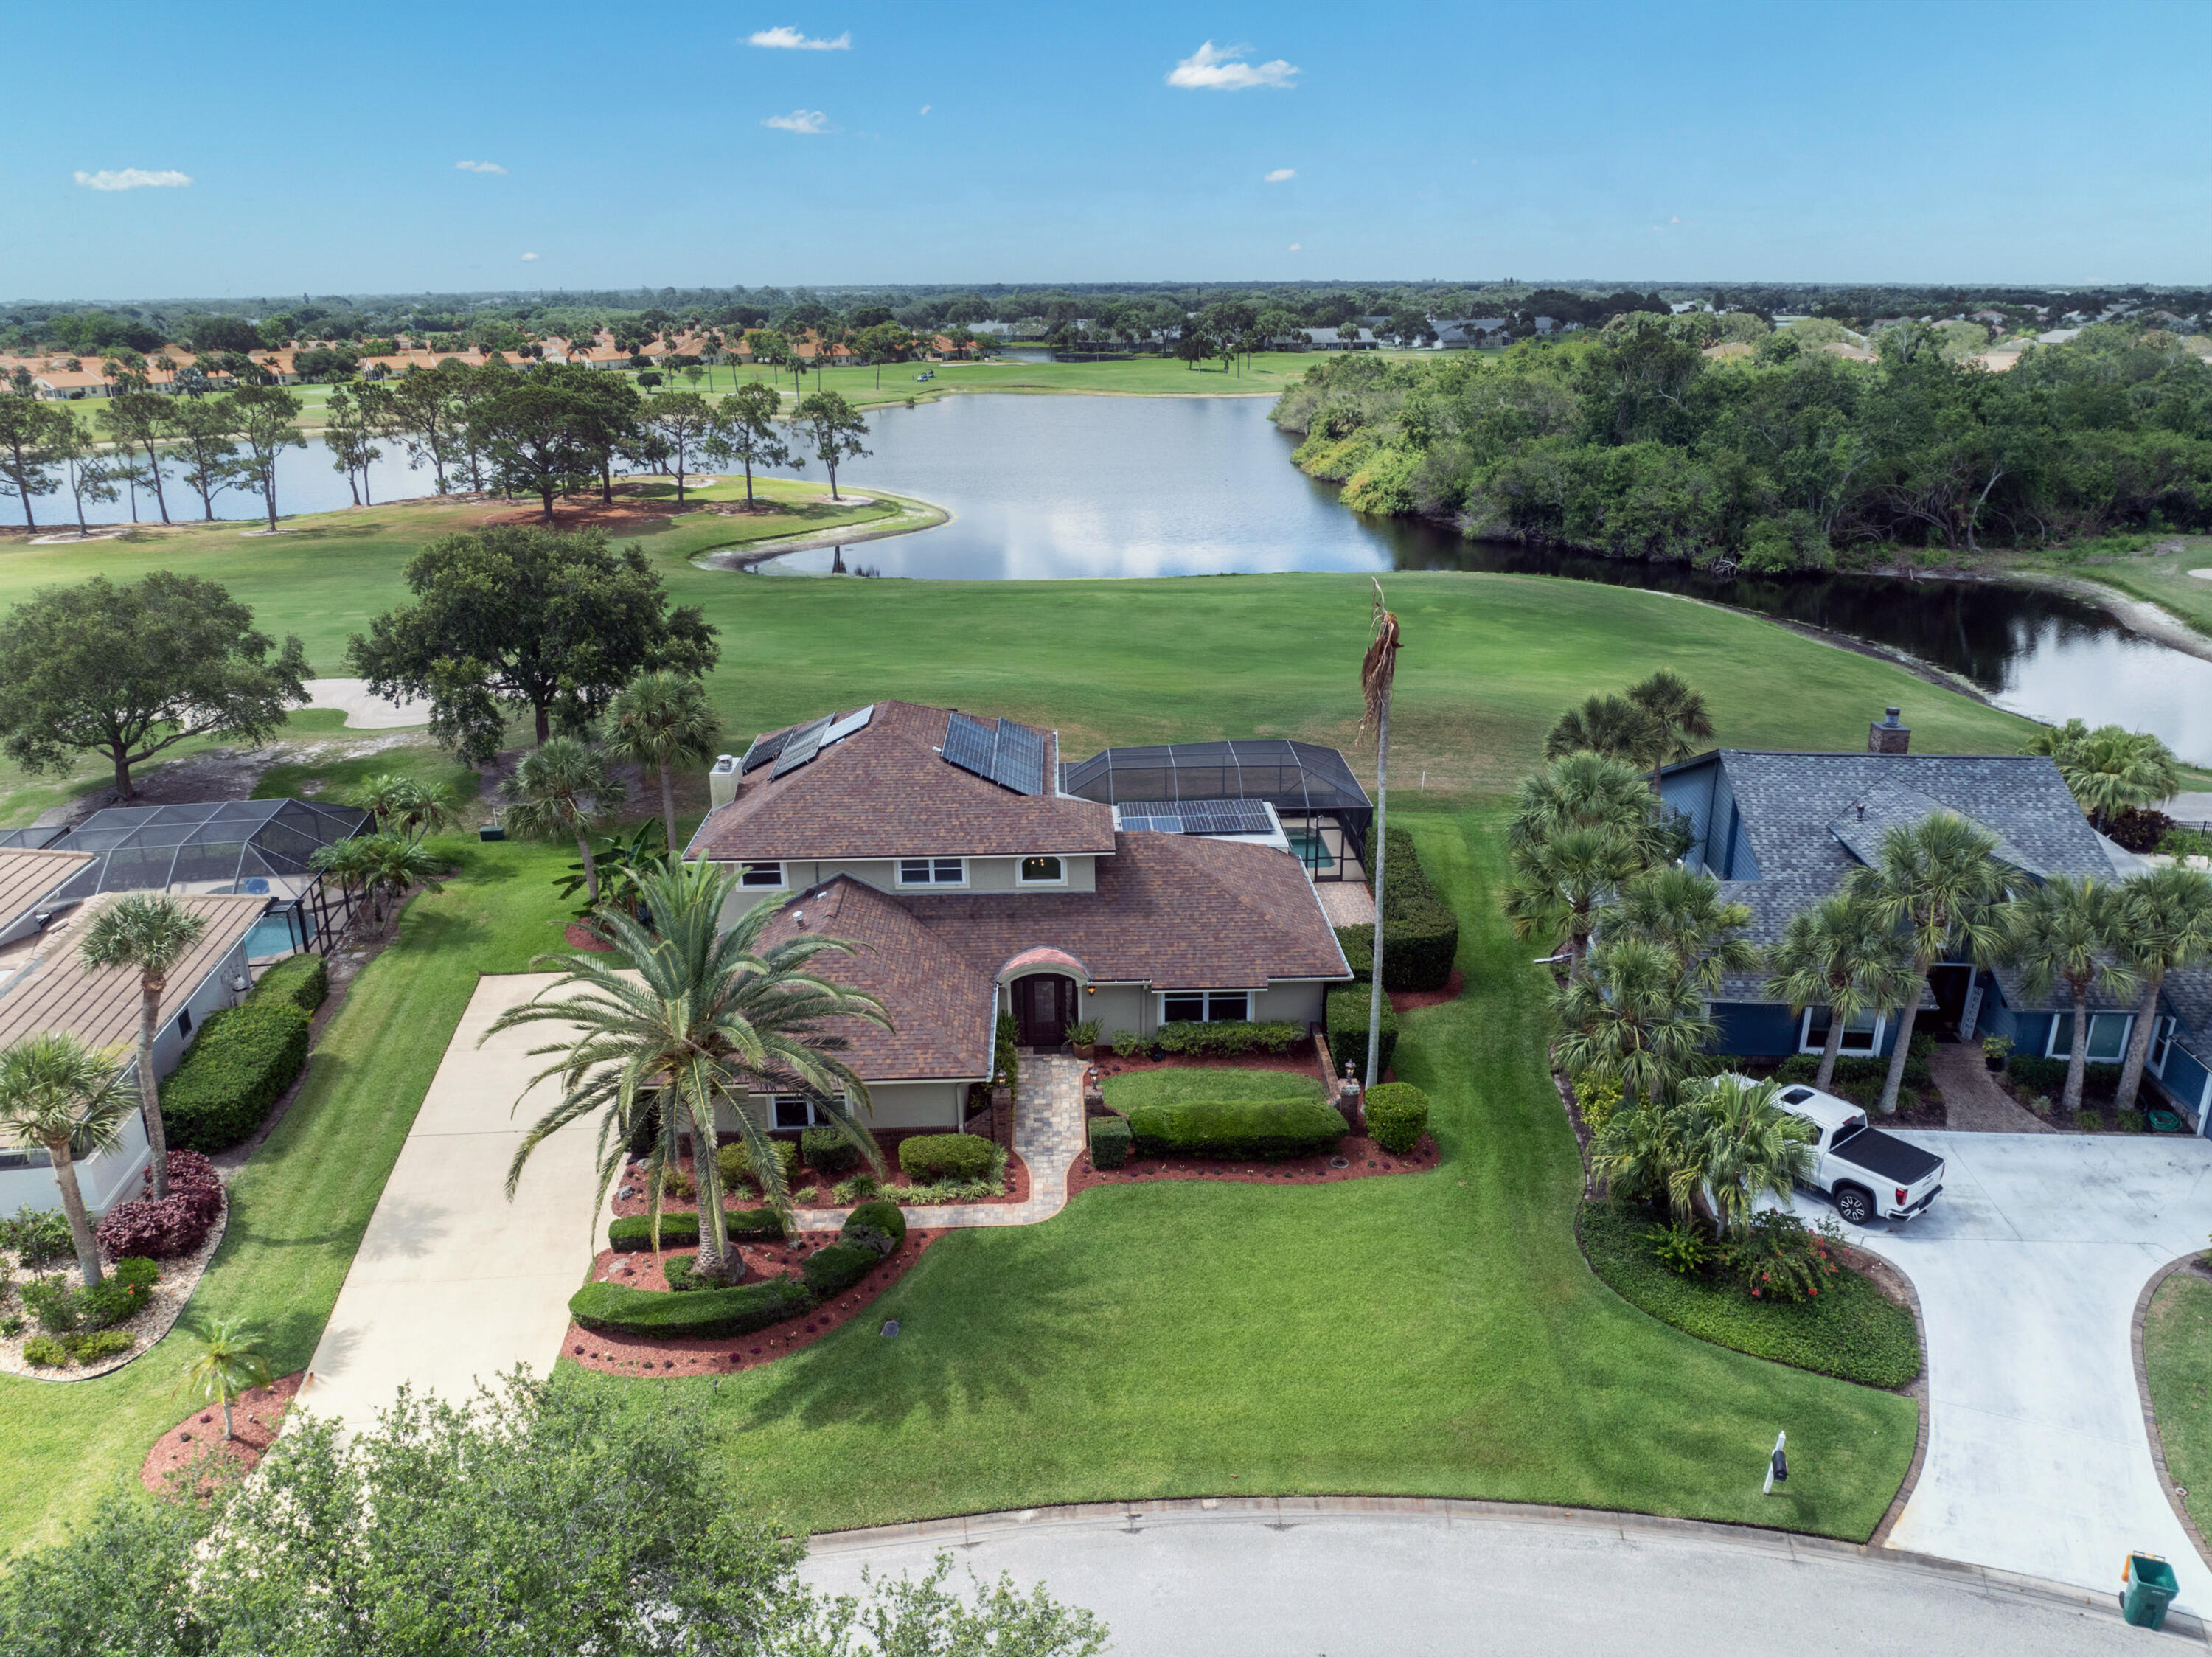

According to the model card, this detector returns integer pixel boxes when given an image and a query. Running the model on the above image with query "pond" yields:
[759,395,2212,765]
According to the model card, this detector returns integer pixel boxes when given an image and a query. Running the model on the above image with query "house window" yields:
[898,858,966,886]
[1018,855,1064,885]
[176,1006,194,1039]
[2151,1016,2177,1077]
[739,861,785,888]
[2049,1012,2132,1064]
[1801,1006,1881,1057]
[1161,990,1252,1024]
[770,1094,821,1130]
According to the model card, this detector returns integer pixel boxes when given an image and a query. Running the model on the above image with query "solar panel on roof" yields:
[991,720,1046,796]
[740,726,794,774]
[769,715,835,779]
[942,711,999,780]
[824,704,874,744]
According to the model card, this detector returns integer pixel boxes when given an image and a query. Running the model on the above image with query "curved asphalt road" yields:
[804,1501,2193,1655]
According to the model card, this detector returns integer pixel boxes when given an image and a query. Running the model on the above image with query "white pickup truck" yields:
[1770,1083,1946,1225]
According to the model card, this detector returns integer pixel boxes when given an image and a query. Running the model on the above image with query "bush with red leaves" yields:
[2108,807,2176,853]
[96,1150,226,1260]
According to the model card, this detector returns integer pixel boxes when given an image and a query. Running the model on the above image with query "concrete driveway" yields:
[804,1501,2183,1656]
[296,974,601,1433]
[1803,1130,2212,1610]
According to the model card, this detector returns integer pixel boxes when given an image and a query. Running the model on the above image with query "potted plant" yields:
[1066,1018,1102,1060]
[1982,1034,2013,1074]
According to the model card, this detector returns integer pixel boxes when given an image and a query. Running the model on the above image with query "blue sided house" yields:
[1659,707,2212,1130]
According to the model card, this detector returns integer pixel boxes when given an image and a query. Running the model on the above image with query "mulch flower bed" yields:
[1389,970,1464,1012]
[139,1371,304,1495]
[608,1148,1028,1218]
[1067,1130,1439,1195]
[564,1229,947,1378]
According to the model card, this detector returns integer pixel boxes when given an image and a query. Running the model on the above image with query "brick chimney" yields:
[1868,707,1910,756]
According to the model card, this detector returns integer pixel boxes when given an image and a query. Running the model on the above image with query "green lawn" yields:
[2042,541,2212,639]
[1100,1068,1326,1108]
[2143,1269,2212,1540]
[597,808,1915,1540]
[0,837,574,1553]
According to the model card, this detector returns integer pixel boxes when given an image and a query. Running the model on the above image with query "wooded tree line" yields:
[1273,320,2212,563]
[0,363,874,531]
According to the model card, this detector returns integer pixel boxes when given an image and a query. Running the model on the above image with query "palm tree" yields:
[2003,875,2138,1114]
[77,894,206,1201]
[1506,825,1642,975]
[487,860,891,1279]
[498,737,626,904]
[0,1035,136,1285]
[1846,811,2011,1115]
[1555,936,1718,1115]
[1508,751,1662,859]
[605,672,722,852]
[1357,580,1402,1091]
[356,834,446,934]
[1545,693,1666,772]
[1626,670,1715,793]
[2029,722,2181,831]
[1674,1074,1817,1234]
[1610,864,1759,995]
[2113,865,2212,1113]
[350,774,460,845]
[1764,892,1913,1091]
[181,1321,273,1441]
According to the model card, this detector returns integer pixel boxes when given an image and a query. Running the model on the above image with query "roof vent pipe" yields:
[1868,708,1910,757]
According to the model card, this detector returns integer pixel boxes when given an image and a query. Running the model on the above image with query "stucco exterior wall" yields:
[712,855,1099,900]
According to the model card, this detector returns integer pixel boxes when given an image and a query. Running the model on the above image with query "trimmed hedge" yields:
[802,1241,882,1297]
[1331,826,1458,993]
[251,953,328,1014]
[2005,1052,2121,1105]
[1152,1020,1305,1057]
[1089,1116,1132,1169]
[160,1000,312,1153]
[1363,1082,1430,1153]
[1579,1197,1921,1389]
[1125,1097,1347,1161]
[570,1276,814,1338]
[897,1133,995,1181]
[801,1125,863,1177]
[842,1198,908,1251]
[1325,986,1399,1082]
[607,1206,784,1252]
[1772,1031,1934,1101]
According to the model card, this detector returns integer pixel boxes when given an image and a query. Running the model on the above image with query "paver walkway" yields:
[294,973,602,1432]
[1930,1041,2053,1132]
[1801,1130,2212,1610]
[798,1052,1088,1231]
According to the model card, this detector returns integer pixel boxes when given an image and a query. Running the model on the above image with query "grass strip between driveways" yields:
[597,807,1917,1543]
[2143,1269,2212,1543]
[0,837,573,1554]
[1578,1198,1922,1389]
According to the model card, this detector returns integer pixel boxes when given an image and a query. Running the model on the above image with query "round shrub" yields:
[21,1335,66,1369]
[801,1125,863,1178]
[1363,1082,1430,1154]
[841,1198,908,1251]
[717,1139,797,1192]
[801,1241,880,1297]
[897,1133,995,1182]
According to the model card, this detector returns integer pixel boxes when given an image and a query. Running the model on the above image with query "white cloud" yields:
[762,109,832,133]
[1166,41,1298,91]
[456,159,508,174]
[748,25,849,49]
[919,103,931,115]
[1287,242,1302,251]
[72,167,192,192]
[521,251,540,261]
[1265,167,1295,183]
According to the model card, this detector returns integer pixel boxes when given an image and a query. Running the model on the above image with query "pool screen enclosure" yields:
[1059,740,1371,880]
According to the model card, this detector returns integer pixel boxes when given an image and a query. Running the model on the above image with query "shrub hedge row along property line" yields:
[606,1207,786,1252]
[1325,986,1399,1081]
[1124,1097,1348,1161]
[1332,825,1460,993]
[1361,1082,1430,1153]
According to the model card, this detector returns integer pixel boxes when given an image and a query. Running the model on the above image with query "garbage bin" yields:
[2121,1552,2179,1630]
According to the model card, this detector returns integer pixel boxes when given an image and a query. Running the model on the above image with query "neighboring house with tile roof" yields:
[1660,709,2212,1128]
[685,700,1354,1133]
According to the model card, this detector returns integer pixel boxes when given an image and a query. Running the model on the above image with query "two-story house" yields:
[684,701,1354,1134]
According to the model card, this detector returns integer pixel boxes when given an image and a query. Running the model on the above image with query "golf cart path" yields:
[1806,1130,2212,1611]
[294,973,599,1433]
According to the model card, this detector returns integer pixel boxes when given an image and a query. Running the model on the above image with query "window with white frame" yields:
[2151,1015,2178,1077]
[1801,1006,1882,1056]
[2048,1011,2132,1063]
[1018,855,1065,885]
[738,861,785,888]
[1161,990,1252,1024]
[898,857,966,886]
[768,1093,845,1130]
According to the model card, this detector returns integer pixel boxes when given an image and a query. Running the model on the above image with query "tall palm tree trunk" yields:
[138,973,170,1200]
[687,1086,737,1283]
[1815,1005,1847,1093]
[48,1140,103,1285]
[220,1391,235,1440]
[2063,985,2090,1113]
[575,833,601,903]
[1365,689,1389,1091]
[1876,969,1928,1116]
[2116,968,2167,1114]
[658,762,679,854]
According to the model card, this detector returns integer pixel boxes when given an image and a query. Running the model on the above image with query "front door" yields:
[1013,973,1077,1047]
[1927,965,1974,1038]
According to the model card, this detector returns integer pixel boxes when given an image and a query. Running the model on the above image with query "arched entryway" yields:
[1011,973,1079,1048]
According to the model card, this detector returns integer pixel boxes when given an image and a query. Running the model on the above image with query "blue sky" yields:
[9,0,2212,298]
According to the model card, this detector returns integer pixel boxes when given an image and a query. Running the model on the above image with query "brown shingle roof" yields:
[0,849,94,934]
[688,700,1116,861]
[0,892,264,1055]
